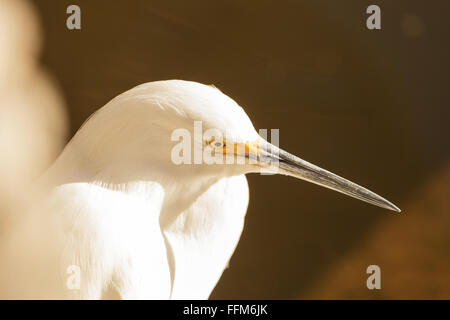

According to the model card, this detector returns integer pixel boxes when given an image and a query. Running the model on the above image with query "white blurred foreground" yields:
[0,0,68,298]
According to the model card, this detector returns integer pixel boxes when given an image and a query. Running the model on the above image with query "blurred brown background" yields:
[29,0,449,299]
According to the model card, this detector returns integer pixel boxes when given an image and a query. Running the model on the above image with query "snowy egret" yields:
[45,80,400,299]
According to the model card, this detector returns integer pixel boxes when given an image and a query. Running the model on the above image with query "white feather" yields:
[44,80,258,299]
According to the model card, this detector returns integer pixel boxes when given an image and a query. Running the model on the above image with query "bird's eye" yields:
[209,140,225,149]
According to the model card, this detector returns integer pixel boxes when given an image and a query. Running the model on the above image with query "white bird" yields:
[43,80,400,299]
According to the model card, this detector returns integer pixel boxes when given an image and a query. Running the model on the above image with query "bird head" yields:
[66,80,399,212]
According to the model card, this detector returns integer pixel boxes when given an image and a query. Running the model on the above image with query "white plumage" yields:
[45,80,257,299]
[42,80,399,299]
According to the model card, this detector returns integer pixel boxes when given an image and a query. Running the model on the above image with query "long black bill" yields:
[259,141,401,212]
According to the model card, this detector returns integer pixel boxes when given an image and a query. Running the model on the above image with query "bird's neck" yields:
[158,174,221,228]
[47,150,222,224]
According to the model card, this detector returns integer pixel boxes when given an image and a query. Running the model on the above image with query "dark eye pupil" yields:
[214,142,222,147]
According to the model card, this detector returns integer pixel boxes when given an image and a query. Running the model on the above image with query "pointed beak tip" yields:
[388,204,402,213]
